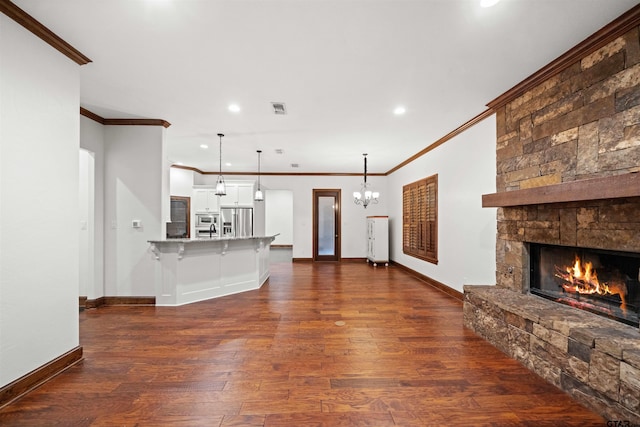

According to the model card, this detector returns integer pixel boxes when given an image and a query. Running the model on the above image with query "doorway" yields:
[313,189,341,261]
[265,189,293,264]
[167,196,191,239]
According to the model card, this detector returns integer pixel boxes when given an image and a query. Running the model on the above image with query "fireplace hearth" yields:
[530,243,640,327]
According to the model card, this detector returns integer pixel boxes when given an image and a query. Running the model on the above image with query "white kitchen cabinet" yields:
[236,182,255,206]
[366,216,389,266]
[193,188,220,212]
[219,181,255,207]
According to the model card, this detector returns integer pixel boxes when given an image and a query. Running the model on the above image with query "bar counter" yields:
[148,235,277,306]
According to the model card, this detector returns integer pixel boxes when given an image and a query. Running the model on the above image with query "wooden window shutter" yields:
[402,174,438,264]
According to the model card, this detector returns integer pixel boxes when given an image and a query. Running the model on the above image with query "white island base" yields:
[149,236,276,306]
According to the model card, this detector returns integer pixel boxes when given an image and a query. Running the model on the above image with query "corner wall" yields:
[103,126,166,296]
[265,190,293,245]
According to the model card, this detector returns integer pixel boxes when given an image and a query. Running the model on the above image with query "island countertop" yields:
[148,235,278,244]
[148,235,277,306]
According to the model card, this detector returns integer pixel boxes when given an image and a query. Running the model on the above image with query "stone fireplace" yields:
[530,242,640,327]
[464,9,640,423]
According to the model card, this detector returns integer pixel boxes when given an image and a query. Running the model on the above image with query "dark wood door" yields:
[313,189,341,261]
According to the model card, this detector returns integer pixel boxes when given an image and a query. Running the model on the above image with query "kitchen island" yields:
[148,235,277,306]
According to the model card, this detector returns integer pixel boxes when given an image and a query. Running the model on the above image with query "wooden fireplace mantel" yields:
[482,172,640,207]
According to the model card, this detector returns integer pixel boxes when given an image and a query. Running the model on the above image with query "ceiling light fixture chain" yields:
[215,133,226,196]
[353,153,379,208]
[254,150,264,201]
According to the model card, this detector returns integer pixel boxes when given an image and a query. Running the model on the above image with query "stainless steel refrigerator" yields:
[220,207,253,237]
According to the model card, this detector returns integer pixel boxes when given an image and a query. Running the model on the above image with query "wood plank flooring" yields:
[0,262,606,426]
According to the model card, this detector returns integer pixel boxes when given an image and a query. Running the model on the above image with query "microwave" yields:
[196,213,218,228]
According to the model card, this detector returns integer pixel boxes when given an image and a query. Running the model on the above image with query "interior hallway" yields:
[0,261,605,426]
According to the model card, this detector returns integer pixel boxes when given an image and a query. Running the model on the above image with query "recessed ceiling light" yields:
[200,144,208,149]
[394,106,406,115]
[480,0,500,8]
[228,104,241,113]
[225,162,232,167]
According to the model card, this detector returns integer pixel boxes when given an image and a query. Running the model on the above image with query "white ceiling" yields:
[13,0,639,174]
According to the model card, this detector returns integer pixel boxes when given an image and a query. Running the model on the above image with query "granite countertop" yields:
[148,235,278,244]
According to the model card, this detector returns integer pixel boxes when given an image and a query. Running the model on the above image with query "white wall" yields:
[170,167,194,197]
[195,173,388,259]
[0,16,80,386]
[79,116,105,300]
[103,126,166,296]
[265,190,293,245]
[387,116,497,292]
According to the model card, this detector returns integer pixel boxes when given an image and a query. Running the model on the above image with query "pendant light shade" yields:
[254,150,264,201]
[214,133,226,196]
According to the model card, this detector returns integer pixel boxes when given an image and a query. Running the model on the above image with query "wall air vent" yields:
[271,102,287,115]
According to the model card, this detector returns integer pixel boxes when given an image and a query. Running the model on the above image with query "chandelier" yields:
[353,153,379,208]
[254,150,264,201]
[214,133,226,196]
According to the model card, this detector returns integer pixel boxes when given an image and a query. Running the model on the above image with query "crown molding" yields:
[487,4,640,111]
[385,108,494,175]
[171,165,204,174]
[80,107,170,128]
[79,107,105,124]
[170,164,383,177]
[0,0,91,65]
[103,118,171,128]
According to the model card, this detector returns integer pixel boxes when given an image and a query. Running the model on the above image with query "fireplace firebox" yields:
[530,243,640,327]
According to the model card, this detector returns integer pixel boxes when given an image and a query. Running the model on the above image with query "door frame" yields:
[312,189,341,261]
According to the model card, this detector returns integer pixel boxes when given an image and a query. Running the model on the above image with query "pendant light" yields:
[214,133,226,196]
[254,150,264,201]
[353,153,379,208]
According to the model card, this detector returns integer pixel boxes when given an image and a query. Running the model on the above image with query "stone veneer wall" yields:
[493,25,640,292]
[464,23,640,422]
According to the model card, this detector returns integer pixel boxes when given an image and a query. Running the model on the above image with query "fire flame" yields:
[554,256,628,312]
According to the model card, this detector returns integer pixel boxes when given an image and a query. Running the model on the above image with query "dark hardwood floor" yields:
[0,261,605,426]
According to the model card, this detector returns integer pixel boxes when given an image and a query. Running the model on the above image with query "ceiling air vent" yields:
[290,163,299,168]
[275,148,284,154]
[271,102,287,115]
